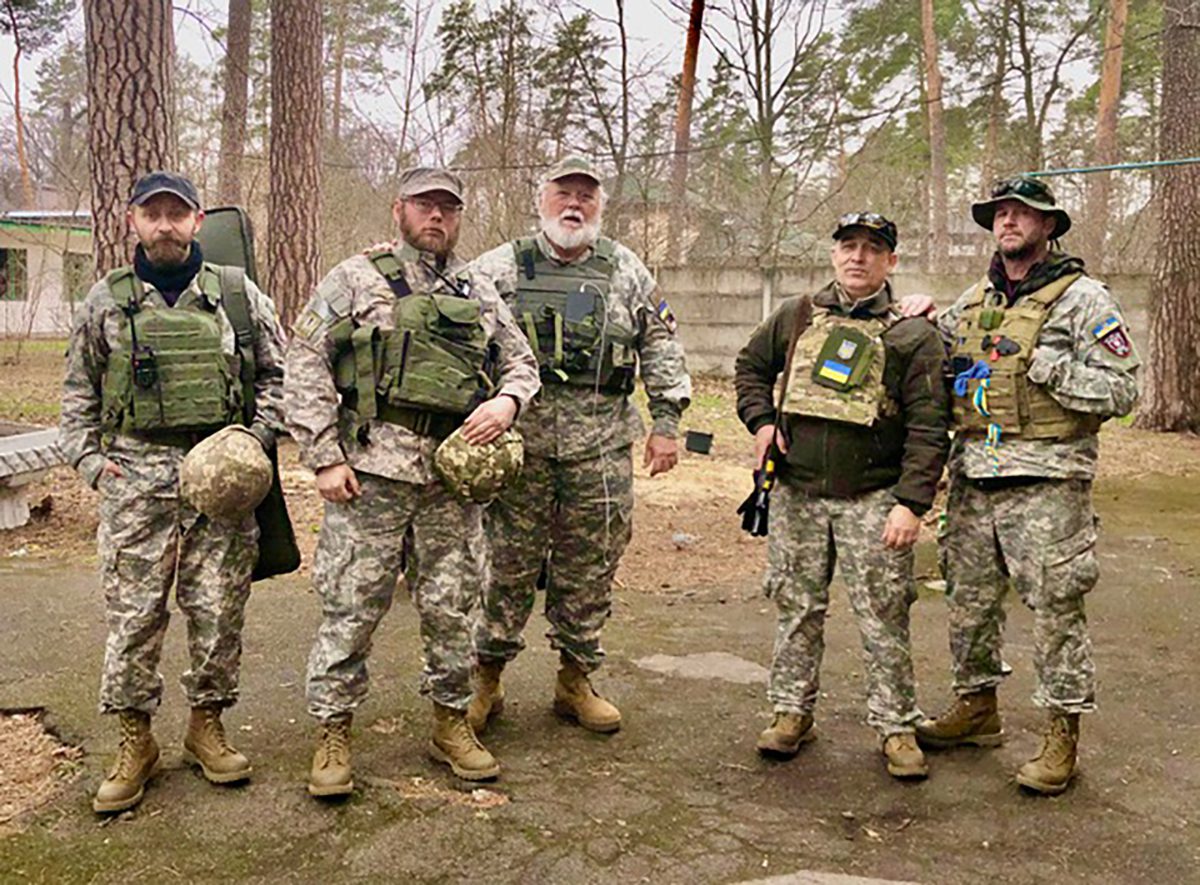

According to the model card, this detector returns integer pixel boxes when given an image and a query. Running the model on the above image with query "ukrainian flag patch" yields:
[657,298,678,333]
[818,359,852,384]
[1091,316,1120,339]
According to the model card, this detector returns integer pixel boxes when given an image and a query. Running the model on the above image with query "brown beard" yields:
[400,215,457,258]
[144,238,190,267]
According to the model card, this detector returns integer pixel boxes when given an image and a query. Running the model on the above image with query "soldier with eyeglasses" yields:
[900,176,1140,795]
[734,213,951,779]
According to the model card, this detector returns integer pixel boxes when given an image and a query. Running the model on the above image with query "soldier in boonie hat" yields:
[971,176,1071,239]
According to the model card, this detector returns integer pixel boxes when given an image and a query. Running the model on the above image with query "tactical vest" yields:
[781,309,892,427]
[100,265,242,435]
[510,236,636,393]
[333,248,494,432]
[950,272,1102,440]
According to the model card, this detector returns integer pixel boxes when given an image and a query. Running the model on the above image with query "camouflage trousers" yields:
[96,466,257,716]
[764,482,921,736]
[475,447,634,673]
[306,472,482,720]
[943,477,1098,714]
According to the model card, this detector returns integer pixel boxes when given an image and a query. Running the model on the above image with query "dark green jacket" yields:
[733,282,951,514]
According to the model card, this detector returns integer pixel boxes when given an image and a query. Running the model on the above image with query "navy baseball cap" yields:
[129,171,201,210]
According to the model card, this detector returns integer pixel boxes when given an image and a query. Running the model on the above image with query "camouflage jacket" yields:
[938,253,1140,480]
[470,231,691,461]
[284,245,540,485]
[59,268,287,490]
[735,282,951,514]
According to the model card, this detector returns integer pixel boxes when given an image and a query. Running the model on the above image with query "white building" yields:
[0,212,93,337]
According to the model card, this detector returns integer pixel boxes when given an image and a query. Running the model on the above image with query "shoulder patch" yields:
[1098,326,1132,358]
[656,298,678,334]
[293,308,324,341]
[1091,315,1121,340]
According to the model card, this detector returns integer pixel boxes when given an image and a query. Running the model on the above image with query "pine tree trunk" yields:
[84,0,176,276]
[1082,0,1127,273]
[980,0,1011,196]
[268,0,323,328]
[1135,3,1200,431]
[920,0,948,272]
[667,0,704,265]
[217,0,252,205]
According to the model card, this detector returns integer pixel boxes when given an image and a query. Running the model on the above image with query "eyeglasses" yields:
[838,212,892,230]
[990,177,1053,203]
[405,197,464,216]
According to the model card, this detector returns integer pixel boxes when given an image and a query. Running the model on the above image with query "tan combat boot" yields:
[183,706,252,784]
[309,714,353,798]
[553,660,621,733]
[915,688,1003,749]
[466,661,506,734]
[1016,714,1079,795]
[756,712,815,759]
[883,733,929,779]
[93,711,159,814]
[429,703,500,781]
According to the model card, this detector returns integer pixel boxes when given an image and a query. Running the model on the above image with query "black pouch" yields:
[251,445,301,581]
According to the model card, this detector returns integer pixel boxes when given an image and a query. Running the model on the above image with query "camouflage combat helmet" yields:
[434,426,524,504]
[180,425,273,523]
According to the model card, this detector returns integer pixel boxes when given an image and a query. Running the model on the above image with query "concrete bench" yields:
[0,423,65,530]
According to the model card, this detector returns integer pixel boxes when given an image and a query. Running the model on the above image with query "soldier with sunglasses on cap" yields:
[734,213,951,779]
[899,176,1140,794]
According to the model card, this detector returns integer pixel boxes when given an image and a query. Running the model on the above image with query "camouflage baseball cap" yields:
[542,155,603,185]
[833,212,898,251]
[434,425,524,504]
[180,425,273,523]
[972,176,1071,238]
[398,167,465,203]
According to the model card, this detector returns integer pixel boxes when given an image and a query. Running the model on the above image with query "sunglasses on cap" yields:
[990,177,1053,202]
[837,212,892,230]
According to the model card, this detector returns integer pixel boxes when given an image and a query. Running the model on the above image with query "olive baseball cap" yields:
[833,212,898,251]
[398,167,465,203]
[129,171,201,210]
[542,155,603,185]
[972,176,1071,238]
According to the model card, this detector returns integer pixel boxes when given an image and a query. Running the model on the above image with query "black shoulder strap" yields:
[217,265,257,424]
[368,249,413,299]
[513,237,538,281]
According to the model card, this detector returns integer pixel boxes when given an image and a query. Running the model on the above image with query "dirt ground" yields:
[1,343,1199,883]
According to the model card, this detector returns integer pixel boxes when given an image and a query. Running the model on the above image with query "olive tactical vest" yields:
[782,309,892,427]
[100,265,242,434]
[950,272,1102,440]
[510,236,637,393]
[332,248,494,428]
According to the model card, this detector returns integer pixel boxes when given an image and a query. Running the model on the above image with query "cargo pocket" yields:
[1042,524,1099,608]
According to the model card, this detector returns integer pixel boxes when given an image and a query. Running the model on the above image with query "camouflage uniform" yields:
[60,270,286,715]
[470,231,691,672]
[936,254,1140,714]
[286,246,539,719]
[735,282,951,735]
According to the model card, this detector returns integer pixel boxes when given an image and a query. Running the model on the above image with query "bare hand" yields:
[753,424,789,470]
[316,463,361,503]
[461,396,518,445]
[100,459,124,481]
[897,294,937,320]
[881,503,921,550]
[643,433,678,476]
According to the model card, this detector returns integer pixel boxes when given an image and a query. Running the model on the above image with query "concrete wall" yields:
[658,263,1151,375]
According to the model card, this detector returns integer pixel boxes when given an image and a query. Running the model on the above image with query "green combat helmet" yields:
[434,426,524,504]
[180,426,273,523]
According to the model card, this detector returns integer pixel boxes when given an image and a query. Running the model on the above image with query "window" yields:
[0,248,28,301]
[62,252,94,303]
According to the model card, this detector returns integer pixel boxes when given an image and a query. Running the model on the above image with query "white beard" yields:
[540,211,602,251]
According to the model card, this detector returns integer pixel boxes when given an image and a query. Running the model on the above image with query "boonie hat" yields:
[972,176,1071,239]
